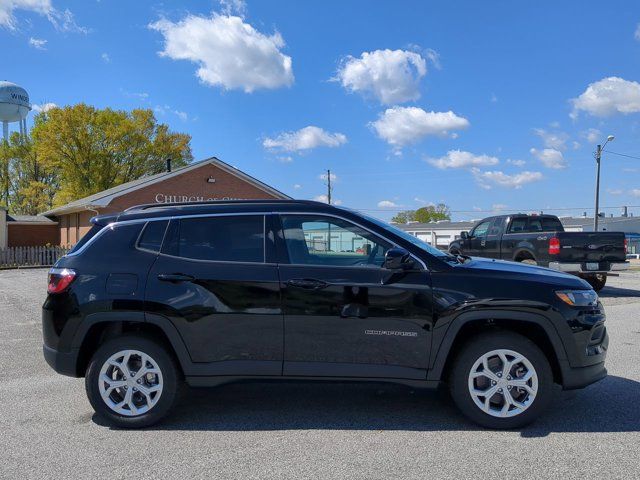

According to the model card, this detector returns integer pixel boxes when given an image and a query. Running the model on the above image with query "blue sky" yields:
[2,0,640,221]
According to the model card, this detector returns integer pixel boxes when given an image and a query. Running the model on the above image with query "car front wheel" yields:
[449,331,553,429]
[85,335,182,428]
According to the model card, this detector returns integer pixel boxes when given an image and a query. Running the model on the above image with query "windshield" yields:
[350,210,449,258]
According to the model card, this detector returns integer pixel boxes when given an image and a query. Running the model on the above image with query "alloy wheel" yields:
[467,349,538,418]
[98,349,163,416]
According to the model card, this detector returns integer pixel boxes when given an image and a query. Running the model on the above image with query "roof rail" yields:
[123,199,317,212]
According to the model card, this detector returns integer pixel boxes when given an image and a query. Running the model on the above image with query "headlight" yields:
[555,289,599,307]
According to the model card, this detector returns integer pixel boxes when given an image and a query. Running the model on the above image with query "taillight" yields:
[47,268,77,294]
[549,237,560,255]
[624,238,628,254]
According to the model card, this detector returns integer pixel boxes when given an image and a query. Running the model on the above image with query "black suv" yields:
[43,200,608,429]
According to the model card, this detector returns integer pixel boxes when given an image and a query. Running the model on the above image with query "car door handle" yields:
[157,273,195,283]
[286,278,329,290]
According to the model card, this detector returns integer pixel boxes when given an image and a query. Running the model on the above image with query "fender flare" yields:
[69,311,193,375]
[426,309,568,382]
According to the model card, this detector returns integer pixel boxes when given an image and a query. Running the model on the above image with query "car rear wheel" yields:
[85,335,182,428]
[449,331,553,429]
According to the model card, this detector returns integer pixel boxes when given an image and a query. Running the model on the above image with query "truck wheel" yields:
[449,331,553,429]
[85,335,182,429]
[584,274,607,291]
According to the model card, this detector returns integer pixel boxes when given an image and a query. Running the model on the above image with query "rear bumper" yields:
[559,360,607,390]
[43,344,79,377]
[548,261,629,274]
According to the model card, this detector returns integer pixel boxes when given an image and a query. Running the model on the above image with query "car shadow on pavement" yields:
[598,286,640,298]
[93,375,639,435]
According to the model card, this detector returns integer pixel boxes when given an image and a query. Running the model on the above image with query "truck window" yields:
[529,218,543,232]
[508,218,527,233]
[489,217,505,235]
[541,217,563,231]
[471,220,491,238]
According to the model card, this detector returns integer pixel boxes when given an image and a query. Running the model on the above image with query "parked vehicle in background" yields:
[448,213,629,291]
[43,201,608,429]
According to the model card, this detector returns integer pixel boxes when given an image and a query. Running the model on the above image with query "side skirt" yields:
[185,375,441,389]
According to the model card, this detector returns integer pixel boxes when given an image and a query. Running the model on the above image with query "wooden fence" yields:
[0,246,70,268]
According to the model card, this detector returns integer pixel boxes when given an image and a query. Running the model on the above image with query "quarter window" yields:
[177,216,264,263]
[137,220,168,252]
[281,215,391,267]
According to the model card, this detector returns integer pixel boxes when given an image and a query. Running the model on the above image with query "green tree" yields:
[391,204,451,224]
[31,104,192,206]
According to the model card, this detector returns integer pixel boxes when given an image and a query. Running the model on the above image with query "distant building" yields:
[395,214,640,254]
[0,157,289,249]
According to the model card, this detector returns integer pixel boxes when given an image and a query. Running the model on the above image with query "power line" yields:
[606,150,640,161]
[353,204,640,214]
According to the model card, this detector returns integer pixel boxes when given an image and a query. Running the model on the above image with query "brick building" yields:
[33,157,290,247]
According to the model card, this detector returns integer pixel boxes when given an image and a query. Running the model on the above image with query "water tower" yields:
[0,81,31,142]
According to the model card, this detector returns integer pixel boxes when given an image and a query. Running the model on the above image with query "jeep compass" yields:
[42,200,608,429]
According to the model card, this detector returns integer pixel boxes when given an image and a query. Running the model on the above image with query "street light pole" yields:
[594,144,602,232]
[592,135,614,232]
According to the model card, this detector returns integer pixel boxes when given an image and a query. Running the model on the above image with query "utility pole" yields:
[594,144,602,232]
[326,169,332,252]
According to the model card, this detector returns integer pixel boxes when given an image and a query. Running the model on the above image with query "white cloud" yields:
[313,194,341,205]
[571,77,640,118]
[263,126,347,153]
[219,0,247,17]
[150,13,293,93]
[293,183,302,189]
[427,150,499,170]
[154,104,189,121]
[530,148,567,169]
[635,23,640,41]
[414,197,434,205]
[32,102,58,113]
[472,168,543,189]
[277,156,293,163]
[533,128,568,150]
[101,52,110,63]
[123,90,149,101]
[370,106,469,148]
[490,93,498,103]
[607,188,623,195]
[378,200,399,208]
[581,128,601,143]
[631,189,640,197]
[334,49,428,104]
[28,37,46,49]
[492,203,508,212]
[507,159,526,167]
[0,0,86,32]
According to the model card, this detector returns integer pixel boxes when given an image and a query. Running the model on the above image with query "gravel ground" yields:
[1,268,639,479]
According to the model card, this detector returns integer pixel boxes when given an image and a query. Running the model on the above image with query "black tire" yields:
[85,335,182,428]
[584,274,607,291]
[449,331,553,429]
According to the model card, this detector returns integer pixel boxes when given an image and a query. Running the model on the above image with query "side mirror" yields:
[383,247,415,271]
[460,231,469,240]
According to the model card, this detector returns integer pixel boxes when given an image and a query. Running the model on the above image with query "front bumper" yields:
[559,360,607,390]
[548,261,629,274]
[43,344,79,377]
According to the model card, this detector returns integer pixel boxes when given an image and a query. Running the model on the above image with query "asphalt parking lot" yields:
[1,269,639,479]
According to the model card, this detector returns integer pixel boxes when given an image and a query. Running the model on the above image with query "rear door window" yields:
[177,215,265,263]
[508,218,528,233]
[68,224,103,254]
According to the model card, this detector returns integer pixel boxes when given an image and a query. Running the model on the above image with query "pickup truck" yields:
[448,213,629,290]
